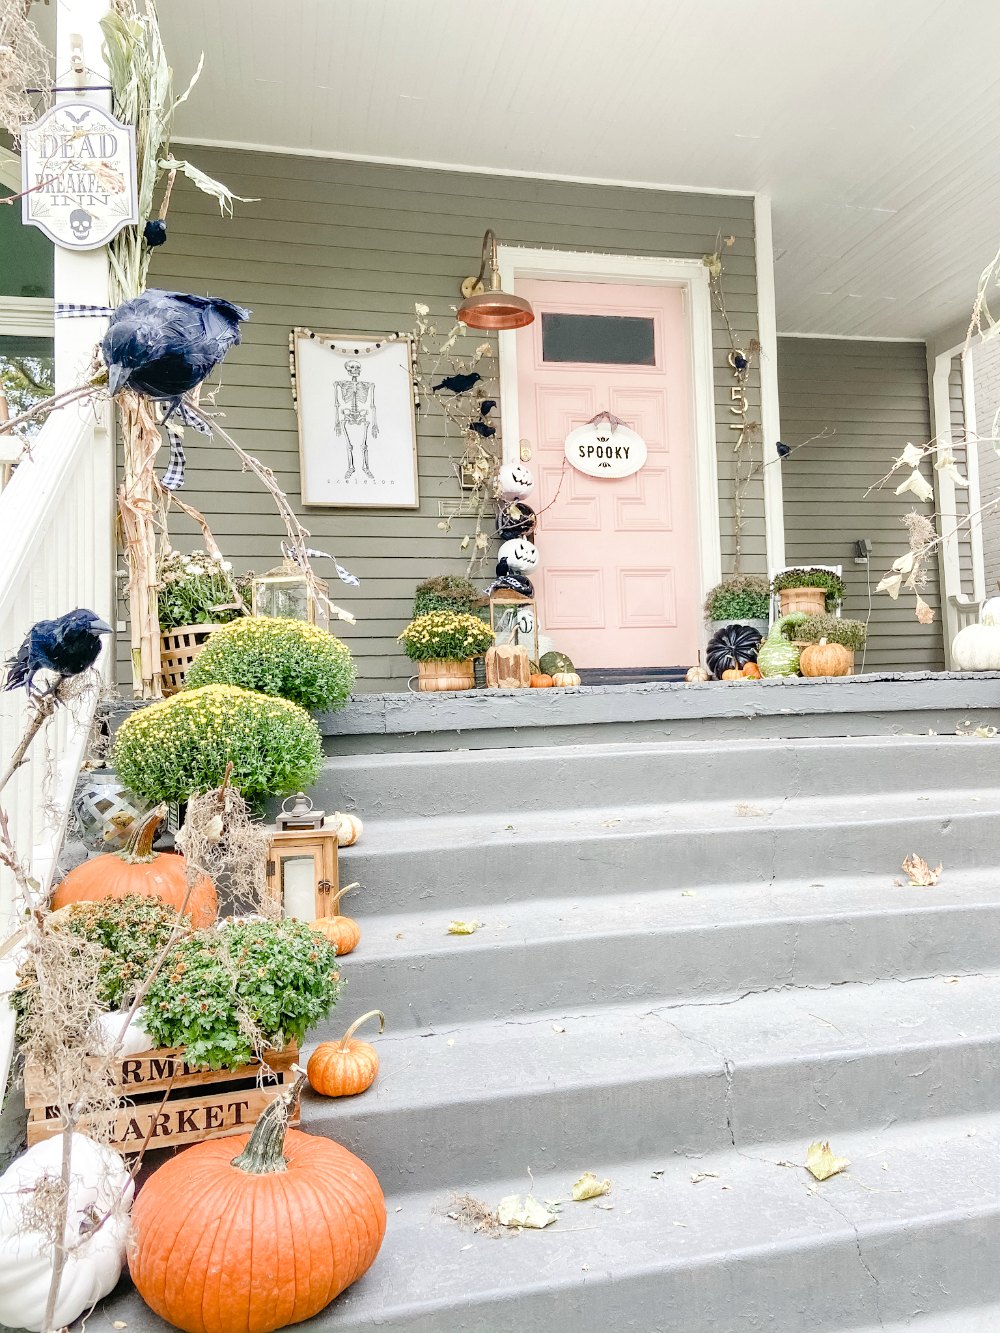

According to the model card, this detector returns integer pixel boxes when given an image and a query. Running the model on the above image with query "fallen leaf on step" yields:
[672,1221,687,1228]
[448,920,481,935]
[113,1324,127,1330]
[446,1038,455,1046]
[805,1140,850,1181]
[571,1171,612,1201]
[395,932,404,939]
[651,1169,665,1179]
[901,853,942,887]
[736,803,765,817]
[552,1024,566,1034]
[460,1244,473,1251]
[595,1201,615,1210]
[690,1171,720,1184]
[680,890,696,898]
[497,1194,557,1229]
[775,1159,798,1169]
[601,817,622,828]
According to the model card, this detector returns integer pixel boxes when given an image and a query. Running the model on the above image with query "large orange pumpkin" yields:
[308,1010,384,1098]
[129,1074,386,1333]
[309,883,361,956]
[50,806,217,927]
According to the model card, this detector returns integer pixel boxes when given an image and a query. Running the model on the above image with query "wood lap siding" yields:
[116,150,761,691]
[777,337,943,673]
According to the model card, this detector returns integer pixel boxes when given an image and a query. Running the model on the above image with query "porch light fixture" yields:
[457,229,535,331]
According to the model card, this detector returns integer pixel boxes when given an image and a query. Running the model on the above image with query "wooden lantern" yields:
[265,793,340,920]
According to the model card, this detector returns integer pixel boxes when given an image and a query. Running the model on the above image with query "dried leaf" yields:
[914,595,935,625]
[497,1194,557,1229]
[895,469,934,503]
[897,442,925,469]
[158,156,256,214]
[902,853,942,887]
[805,1140,850,1181]
[690,1171,720,1184]
[891,551,916,575]
[552,1024,566,1034]
[448,920,481,935]
[651,1169,665,1179]
[935,449,969,486]
[877,572,904,600]
[571,1171,612,1201]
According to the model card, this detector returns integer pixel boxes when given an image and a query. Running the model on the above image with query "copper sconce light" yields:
[457,228,535,331]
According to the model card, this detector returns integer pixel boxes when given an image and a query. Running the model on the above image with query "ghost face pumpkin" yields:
[498,463,535,500]
[497,537,539,574]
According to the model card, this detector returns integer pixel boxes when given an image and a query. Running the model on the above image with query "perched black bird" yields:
[469,419,496,439]
[479,399,497,416]
[101,290,250,424]
[432,372,482,395]
[4,609,112,696]
[776,440,792,458]
[732,350,750,371]
[143,219,168,248]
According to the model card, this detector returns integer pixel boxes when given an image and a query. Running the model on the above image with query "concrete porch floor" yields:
[320,671,1000,754]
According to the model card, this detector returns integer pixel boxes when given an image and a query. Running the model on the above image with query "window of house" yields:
[540,312,656,365]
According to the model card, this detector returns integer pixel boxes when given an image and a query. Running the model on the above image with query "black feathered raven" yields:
[101,290,250,424]
[4,609,112,696]
[432,372,482,395]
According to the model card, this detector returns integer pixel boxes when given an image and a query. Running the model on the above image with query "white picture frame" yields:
[291,328,419,509]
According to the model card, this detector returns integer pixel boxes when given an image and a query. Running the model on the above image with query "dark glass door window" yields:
[540,312,656,365]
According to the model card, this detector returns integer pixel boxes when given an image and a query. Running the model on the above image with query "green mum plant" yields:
[157,547,244,632]
[413,575,482,617]
[143,917,342,1068]
[186,616,356,712]
[771,567,846,610]
[794,614,868,650]
[111,683,322,804]
[398,611,495,662]
[704,575,771,623]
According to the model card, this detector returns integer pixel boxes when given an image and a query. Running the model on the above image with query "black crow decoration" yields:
[4,609,112,696]
[432,372,482,395]
[776,441,791,458]
[100,290,250,431]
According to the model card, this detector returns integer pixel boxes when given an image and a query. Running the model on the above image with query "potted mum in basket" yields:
[157,548,245,695]
[793,614,867,677]
[771,567,845,618]
[704,575,770,639]
[398,611,495,692]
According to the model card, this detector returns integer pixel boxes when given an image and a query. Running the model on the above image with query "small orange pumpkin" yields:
[799,637,853,678]
[310,882,361,956]
[129,1073,386,1333]
[50,805,217,927]
[529,673,554,688]
[721,668,744,681]
[742,662,762,679]
[308,1010,384,1098]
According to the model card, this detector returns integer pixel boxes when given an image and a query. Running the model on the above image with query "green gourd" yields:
[757,614,807,677]
[539,650,574,676]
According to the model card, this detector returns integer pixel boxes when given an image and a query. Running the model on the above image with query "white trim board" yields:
[754,195,785,574]
[777,331,926,344]
[0,296,55,339]
[170,136,755,199]
[495,244,722,620]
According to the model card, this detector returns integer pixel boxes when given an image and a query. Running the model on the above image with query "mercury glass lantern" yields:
[265,793,341,921]
[252,558,329,626]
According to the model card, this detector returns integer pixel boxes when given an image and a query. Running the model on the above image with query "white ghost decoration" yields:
[498,462,535,499]
[498,537,539,574]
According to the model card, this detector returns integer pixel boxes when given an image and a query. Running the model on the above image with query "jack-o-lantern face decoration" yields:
[497,537,539,574]
[498,462,535,500]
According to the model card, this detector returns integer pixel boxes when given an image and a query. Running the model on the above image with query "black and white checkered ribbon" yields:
[54,303,115,317]
[161,423,187,490]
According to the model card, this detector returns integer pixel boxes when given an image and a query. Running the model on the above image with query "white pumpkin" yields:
[334,811,364,846]
[93,1006,153,1056]
[980,597,1000,626]
[0,1132,134,1331]
[497,537,539,574]
[498,462,534,500]
[952,618,1000,671]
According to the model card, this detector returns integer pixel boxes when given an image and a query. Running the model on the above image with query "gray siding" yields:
[973,338,1000,596]
[119,150,760,690]
[777,337,943,672]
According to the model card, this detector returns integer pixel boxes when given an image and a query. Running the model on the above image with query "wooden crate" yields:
[159,623,223,696]
[24,1042,299,1150]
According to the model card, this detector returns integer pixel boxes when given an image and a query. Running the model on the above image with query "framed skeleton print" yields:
[291,328,419,508]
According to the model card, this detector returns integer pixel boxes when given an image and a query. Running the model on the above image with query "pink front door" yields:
[514,278,700,669]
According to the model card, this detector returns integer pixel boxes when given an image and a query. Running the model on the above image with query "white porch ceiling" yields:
[84,1,1000,340]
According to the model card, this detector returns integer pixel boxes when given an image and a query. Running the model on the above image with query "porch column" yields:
[754,194,785,575]
[53,0,113,392]
[928,346,965,666]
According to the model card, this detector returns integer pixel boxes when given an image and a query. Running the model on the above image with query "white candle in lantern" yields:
[281,855,317,920]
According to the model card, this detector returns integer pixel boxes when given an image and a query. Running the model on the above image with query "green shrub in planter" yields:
[143,917,342,1069]
[794,614,868,650]
[111,684,322,804]
[703,575,770,623]
[771,568,846,611]
[413,575,482,617]
[186,616,356,712]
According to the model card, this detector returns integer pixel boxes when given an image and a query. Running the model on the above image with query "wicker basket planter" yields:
[160,623,223,696]
[778,587,827,617]
[417,658,475,692]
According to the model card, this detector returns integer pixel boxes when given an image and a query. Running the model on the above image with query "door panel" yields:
[514,278,699,669]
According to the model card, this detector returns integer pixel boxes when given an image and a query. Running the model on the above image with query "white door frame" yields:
[495,245,723,611]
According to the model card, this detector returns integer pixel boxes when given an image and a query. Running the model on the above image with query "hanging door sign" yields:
[565,411,647,479]
[20,100,139,250]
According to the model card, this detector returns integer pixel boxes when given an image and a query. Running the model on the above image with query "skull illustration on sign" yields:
[497,537,539,574]
[498,462,534,500]
[69,208,93,241]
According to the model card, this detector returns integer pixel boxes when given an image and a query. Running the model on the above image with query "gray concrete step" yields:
[335,870,1000,1029]
[302,972,1000,1197]
[321,734,1000,818]
[101,1111,1000,1333]
[337,788,1000,914]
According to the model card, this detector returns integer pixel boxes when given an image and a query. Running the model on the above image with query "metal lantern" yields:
[265,794,341,921]
[252,559,329,626]
[72,770,151,852]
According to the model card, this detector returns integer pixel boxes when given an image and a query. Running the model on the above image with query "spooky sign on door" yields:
[20,100,138,250]
[564,412,647,479]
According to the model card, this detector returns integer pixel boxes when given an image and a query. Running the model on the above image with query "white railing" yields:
[0,400,115,928]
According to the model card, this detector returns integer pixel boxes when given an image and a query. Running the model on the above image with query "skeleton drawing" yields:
[333,360,379,481]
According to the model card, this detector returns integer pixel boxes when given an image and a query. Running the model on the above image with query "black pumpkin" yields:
[706,623,762,679]
[496,500,536,541]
